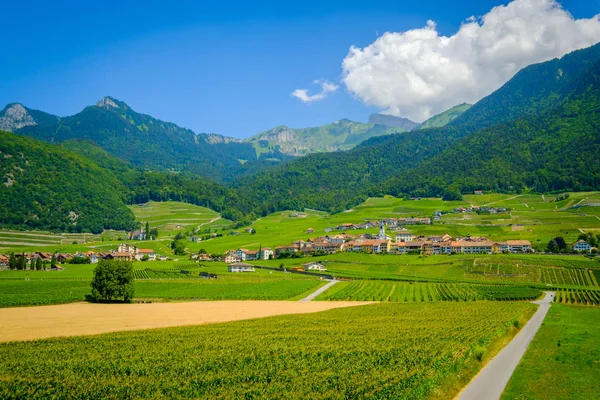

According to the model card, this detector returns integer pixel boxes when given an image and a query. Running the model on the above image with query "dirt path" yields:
[0,300,370,343]
[299,280,338,302]
[456,292,555,400]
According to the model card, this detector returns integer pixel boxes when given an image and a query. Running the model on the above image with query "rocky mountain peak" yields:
[0,103,36,132]
[96,96,128,110]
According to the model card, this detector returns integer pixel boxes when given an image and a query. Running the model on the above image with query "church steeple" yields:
[377,221,388,240]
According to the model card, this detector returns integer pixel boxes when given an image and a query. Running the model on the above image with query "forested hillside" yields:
[0,131,136,232]
[383,55,600,197]
[232,43,600,214]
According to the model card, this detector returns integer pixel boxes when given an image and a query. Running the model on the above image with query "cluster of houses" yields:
[324,218,431,233]
[0,243,165,268]
[111,244,166,261]
[220,223,534,262]
[452,206,508,214]
[226,260,326,273]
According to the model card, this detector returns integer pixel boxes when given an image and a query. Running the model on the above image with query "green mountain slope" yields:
[245,119,403,157]
[58,139,256,223]
[0,131,136,233]
[15,97,291,182]
[417,103,472,129]
[383,56,600,197]
[233,43,600,214]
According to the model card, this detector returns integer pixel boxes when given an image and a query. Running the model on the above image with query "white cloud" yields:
[342,0,600,122]
[292,79,339,103]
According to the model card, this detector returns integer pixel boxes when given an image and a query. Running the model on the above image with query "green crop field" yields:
[0,301,536,399]
[501,304,600,400]
[554,288,600,306]
[318,281,541,302]
[0,261,323,307]
[253,253,600,288]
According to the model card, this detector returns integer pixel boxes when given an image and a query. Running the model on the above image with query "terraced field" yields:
[129,201,230,235]
[318,281,541,302]
[0,229,122,250]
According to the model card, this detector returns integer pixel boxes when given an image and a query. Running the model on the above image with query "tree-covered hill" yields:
[0,131,136,233]
[232,43,600,214]
[382,53,600,198]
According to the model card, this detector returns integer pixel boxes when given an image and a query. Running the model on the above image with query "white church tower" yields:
[377,221,390,240]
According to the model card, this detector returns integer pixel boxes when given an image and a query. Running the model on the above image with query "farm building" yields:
[224,254,242,264]
[302,262,326,272]
[135,249,156,261]
[228,263,255,273]
[573,240,592,252]
[506,240,533,253]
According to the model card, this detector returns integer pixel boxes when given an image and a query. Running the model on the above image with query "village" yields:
[3,217,598,273]
[0,243,164,270]
[220,221,535,266]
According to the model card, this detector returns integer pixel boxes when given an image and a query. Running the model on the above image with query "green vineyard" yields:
[0,302,536,399]
[555,289,600,306]
[321,281,542,302]
[466,262,599,287]
[133,269,193,279]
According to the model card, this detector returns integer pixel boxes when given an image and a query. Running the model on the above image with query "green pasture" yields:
[502,304,600,399]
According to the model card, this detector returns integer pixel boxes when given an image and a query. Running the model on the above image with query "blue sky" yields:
[1,0,598,138]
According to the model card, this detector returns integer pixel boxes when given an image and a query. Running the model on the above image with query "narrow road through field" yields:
[299,280,338,302]
[457,292,555,400]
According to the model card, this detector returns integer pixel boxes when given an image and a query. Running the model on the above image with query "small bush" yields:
[473,346,486,362]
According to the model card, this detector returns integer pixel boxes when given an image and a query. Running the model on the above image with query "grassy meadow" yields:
[0,262,323,307]
[0,301,536,399]
[501,304,600,400]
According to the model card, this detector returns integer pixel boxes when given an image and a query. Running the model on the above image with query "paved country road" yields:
[457,291,555,400]
[299,280,338,302]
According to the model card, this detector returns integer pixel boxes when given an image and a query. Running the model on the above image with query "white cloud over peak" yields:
[342,0,600,122]
[292,80,339,103]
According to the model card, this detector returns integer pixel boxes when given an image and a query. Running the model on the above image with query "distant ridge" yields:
[368,113,418,130]
[417,103,472,130]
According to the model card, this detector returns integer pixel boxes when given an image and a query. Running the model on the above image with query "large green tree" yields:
[90,260,135,302]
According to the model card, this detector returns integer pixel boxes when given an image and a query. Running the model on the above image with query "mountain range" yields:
[0,97,469,179]
[1,42,599,232]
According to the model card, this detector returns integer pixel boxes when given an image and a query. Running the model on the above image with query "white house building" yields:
[302,262,327,272]
[395,231,415,242]
[228,263,255,272]
[573,240,592,252]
